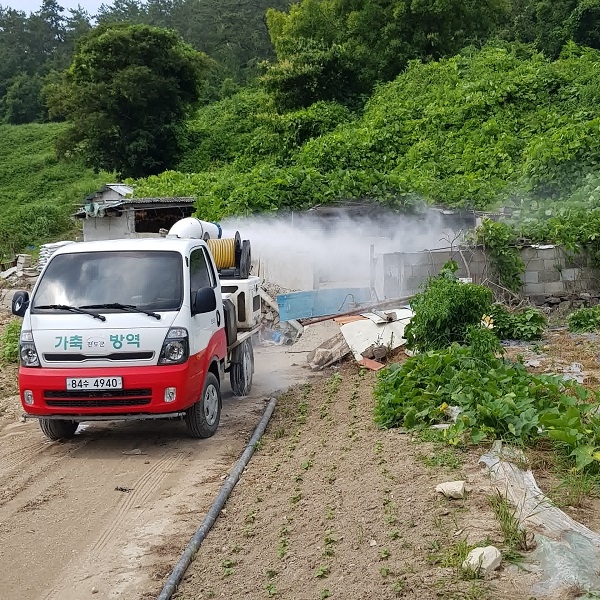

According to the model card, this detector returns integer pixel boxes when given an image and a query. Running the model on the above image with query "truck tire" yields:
[39,418,78,441]
[185,372,221,439]
[230,338,254,397]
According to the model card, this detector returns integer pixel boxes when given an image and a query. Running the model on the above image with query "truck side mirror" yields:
[12,291,29,317]
[193,287,216,315]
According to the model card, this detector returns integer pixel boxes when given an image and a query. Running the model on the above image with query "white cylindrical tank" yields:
[168,218,222,240]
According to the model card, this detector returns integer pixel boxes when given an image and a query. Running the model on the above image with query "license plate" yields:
[66,377,123,390]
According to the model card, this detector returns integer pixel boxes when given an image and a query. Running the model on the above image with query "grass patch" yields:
[488,491,533,562]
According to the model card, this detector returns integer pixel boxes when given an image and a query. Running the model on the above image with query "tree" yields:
[52,24,210,178]
[1,73,46,124]
[263,0,510,108]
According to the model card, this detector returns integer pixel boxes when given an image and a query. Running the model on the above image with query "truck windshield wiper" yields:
[80,303,161,320]
[35,304,107,321]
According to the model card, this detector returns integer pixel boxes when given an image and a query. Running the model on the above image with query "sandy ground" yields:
[0,311,323,600]
[2,312,599,600]
[173,367,536,600]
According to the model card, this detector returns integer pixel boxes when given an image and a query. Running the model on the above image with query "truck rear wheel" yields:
[230,338,254,397]
[39,418,78,441]
[185,372,221,438]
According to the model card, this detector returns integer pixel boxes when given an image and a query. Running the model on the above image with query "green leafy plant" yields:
[568,306,600,333]
[1,319,21,363]
[374,342,600,470]
[488,304,547,341]
[472,219,525,292]
[404,261,493,351]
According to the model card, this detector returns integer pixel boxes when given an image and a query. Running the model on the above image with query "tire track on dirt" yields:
[91,452,185,557]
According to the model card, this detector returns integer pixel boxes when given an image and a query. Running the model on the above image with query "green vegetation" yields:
[403,261,494,352]
[0,122,107,260]
[568,306,600,332]
[133,44,600,222]
[374,341,600,470]
[5,1,600,255]
[52,25,209,179]
[0,319,21,363]
[488,304,547,341]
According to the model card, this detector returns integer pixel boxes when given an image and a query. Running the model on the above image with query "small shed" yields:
[73,184,195,241]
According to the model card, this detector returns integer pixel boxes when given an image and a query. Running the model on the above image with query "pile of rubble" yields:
[1,253,38,291]
[530,291,600,310]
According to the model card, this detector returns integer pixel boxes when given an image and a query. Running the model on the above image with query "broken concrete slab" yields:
[435,481,466,499]
[462,546,502,575]
[307,332,351,370]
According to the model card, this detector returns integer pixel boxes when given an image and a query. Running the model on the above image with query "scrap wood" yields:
[333,315,367,325]
[357,357,385,371]
[301,295,414,326]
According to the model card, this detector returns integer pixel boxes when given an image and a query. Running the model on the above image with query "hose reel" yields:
[207,231,251,279]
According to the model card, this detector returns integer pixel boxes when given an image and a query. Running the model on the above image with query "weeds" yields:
[488,491,532,561]
[0,319,20,363]
[314,564,330,578]
[418,449,463,470]
[277,526,289,559]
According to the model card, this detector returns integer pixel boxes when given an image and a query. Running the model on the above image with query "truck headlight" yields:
[19,331,40,367]
[158,328,189,365]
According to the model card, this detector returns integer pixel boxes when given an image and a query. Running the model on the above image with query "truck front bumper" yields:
[18,363,199,417]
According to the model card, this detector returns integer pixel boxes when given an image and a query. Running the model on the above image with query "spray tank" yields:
[167,217,222,241]
[167,217,251,279]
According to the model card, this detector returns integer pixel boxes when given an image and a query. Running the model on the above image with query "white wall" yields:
[82,211,135,241]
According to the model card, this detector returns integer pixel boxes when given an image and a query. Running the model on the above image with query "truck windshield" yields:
[32,251,183,313]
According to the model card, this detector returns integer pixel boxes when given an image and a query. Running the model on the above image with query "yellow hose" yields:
[207,238,236,269]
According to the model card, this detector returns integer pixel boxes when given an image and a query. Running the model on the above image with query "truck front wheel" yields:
[185,372,221,439]
[39,419,78,441]
[230,338,254,397]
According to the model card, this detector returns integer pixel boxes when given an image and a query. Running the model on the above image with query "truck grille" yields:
[44,388,152,408]
[43,352,154,362]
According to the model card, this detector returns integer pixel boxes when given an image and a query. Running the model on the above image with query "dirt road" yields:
[0,338,318,600]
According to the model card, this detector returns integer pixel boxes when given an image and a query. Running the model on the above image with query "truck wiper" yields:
[80,303,161,320]
[35,304,107,321]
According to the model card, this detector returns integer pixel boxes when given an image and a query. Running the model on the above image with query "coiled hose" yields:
[206,238,236,269]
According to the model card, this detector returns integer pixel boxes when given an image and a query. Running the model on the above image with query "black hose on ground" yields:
[156,396,277,600]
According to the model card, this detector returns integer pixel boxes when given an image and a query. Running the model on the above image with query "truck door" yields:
[189,246,224,371]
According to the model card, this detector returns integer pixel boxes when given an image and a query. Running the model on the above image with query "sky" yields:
[2,0,105,15]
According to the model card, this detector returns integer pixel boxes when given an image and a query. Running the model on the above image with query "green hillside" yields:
[133,44,600,218]
[0,123,109,261]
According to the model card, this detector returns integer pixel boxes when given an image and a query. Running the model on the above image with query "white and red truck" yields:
[11,218,260,440]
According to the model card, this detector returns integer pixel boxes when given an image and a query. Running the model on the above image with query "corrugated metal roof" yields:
[122,197,195,205]
[106,184,134,197]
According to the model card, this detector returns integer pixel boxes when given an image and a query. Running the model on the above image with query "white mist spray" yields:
[221,208,471,292]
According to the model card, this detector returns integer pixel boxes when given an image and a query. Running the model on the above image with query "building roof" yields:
[84,183,134,202]
[73,196,196,219]
[120,197,195,206]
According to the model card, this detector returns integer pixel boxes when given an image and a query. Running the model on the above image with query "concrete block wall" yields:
[380,245,600,300]
[520,246,600,299]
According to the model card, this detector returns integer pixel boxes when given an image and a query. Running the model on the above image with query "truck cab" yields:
[11,229,259,441]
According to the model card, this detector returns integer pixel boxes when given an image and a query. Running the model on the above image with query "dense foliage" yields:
[0,319,20,363]
[0,0,291,124]
[263,0,509,108]
[488,304,547,340]
[133,44,600,218]
[374,342,600,470]
[403,262,494,352]
[0,123,107,260]
[52,24,209,178]
[568,306,600,332]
